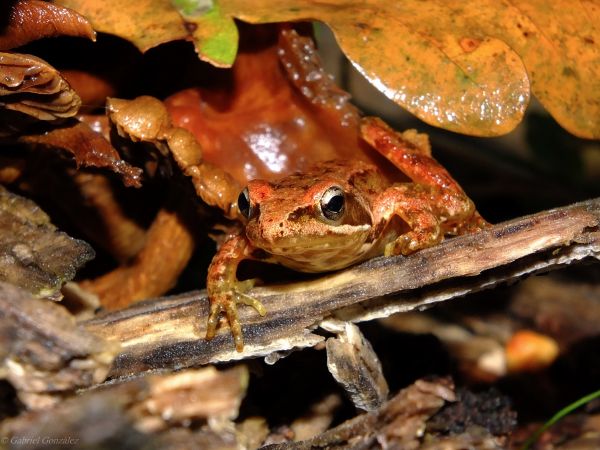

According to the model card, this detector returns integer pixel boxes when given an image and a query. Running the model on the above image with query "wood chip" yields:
[322,320,388,411]
[1,366,247,449]
[263,378,456,449]
[0,185,94,300]
[0,282,118,406]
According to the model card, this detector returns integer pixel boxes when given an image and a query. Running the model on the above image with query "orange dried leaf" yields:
[56,0,238,66]
[0,0,95,51]
[55,0,187,53]
[52,0,599,137]
[0,52,81,121]
[166,26,368,187]
[221,0,599,138]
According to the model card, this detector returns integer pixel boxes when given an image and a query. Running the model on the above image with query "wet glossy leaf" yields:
[166,26,365,187]
[52,0,598,137]
[220,0,599,138]
[0,52,81,121]
[0,0,95,51]
[0,185,95,300]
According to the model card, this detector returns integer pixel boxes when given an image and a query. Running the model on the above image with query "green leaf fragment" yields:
[184,2,238,67]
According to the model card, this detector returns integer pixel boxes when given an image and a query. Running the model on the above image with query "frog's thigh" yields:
[376,185,443,256]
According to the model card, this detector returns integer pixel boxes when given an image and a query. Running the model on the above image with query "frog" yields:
[205,116,488,351]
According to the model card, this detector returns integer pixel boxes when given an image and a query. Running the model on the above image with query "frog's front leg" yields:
[205,235,266,352]
[373,184,445,256]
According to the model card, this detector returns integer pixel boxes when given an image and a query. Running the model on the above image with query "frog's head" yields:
[238,173,374,272]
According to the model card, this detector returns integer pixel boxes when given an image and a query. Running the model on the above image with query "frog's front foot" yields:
[205,279,266,352]
[384,227,442,256]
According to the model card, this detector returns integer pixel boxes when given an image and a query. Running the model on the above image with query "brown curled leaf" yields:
[67,172,148,263]
[0,0,95,51]
[0,185,95,300]
[19,164,147,263]
[107,95,241,218]
[0,52,81,121]
[19,120,143,188]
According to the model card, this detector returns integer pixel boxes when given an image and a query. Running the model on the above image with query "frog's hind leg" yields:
[361,116,489,233]
[361,117,464,198]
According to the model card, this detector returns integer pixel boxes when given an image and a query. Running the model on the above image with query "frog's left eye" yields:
[238,187,253,219]
[319,186,345,222]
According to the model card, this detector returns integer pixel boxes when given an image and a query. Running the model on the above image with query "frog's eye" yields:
[319,186,345,222]
[238,187,253,219]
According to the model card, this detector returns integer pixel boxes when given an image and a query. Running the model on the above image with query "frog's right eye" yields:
[319,185,345,222]
[238,187,253,219]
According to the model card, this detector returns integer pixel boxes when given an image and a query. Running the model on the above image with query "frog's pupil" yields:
[238,188,251,218]
[326,195,344,213]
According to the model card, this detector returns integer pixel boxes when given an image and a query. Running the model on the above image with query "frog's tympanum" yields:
[206,116,488,351]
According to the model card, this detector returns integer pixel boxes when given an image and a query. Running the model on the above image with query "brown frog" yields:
[206,117,488,351]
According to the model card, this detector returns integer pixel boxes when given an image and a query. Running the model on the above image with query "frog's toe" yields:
[205,300,225,341]
[224,300,244,352]
[205,293,245,350]
[205,286,267,352]
[236,291,267,316]
[385,227,442,256]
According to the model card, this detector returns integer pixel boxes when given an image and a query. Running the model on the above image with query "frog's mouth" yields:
[247,222,373,272]
[272,224,371,250]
